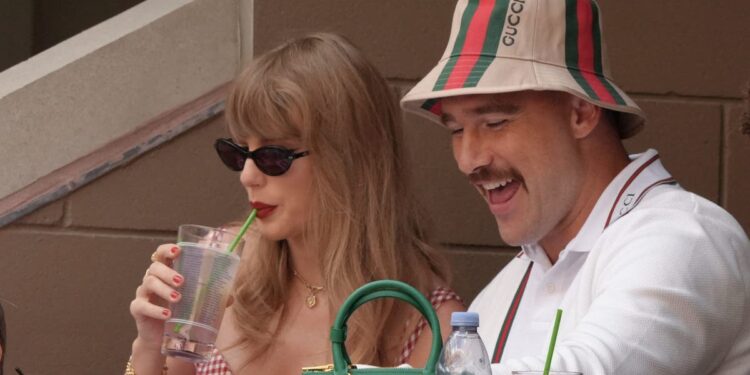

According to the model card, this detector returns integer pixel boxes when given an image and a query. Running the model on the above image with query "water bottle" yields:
[436,311,492,375]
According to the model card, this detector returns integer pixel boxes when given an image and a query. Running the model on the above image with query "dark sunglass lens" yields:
[216,141,246,171]
[254,147,291,176]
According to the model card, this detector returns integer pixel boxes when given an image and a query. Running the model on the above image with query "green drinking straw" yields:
[228,208,257,253]
[543,309,563,375]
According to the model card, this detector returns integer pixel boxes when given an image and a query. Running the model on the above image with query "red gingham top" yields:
[195,287,462,375]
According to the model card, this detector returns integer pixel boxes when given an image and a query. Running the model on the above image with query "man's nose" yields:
[454,127,491,176]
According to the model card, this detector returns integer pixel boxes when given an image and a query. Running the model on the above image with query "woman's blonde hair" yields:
[225,33,450,365]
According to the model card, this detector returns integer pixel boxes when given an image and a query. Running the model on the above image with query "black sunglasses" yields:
[214,138,310,176]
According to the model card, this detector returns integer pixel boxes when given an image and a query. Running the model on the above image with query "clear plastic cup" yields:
[160,224,245,362]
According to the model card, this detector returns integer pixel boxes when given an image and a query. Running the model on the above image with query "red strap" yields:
[491,261,533,363]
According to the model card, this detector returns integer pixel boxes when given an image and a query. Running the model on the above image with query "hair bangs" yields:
[226,61,307,143]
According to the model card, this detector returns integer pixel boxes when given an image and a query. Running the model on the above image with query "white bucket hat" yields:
[401,0,645,138]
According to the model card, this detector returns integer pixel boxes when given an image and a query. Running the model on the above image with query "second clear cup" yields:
[161,224,246,363]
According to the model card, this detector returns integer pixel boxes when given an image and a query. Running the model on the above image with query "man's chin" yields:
[497,223,533,247]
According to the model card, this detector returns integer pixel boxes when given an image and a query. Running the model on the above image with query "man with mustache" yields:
[401,0,750,374]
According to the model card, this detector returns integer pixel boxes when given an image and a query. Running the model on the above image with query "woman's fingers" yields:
[142,261,184,288]
[131,243,185,321]
[129,243,187,346]
[131,272,181,323]
[137,273,182,304]
[150,243,181,266]
[130,296,172,320]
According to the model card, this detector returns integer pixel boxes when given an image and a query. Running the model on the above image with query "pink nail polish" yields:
[162,309,170,317]
[170,246,179,254]
[173,275,183,285]
[170,291,180,300]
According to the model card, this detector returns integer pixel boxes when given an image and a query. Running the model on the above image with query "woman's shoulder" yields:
[426,285,465,339]
[426,286,464,308]
[397,285,465,366]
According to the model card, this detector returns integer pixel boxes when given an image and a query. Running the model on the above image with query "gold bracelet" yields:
[124,359,136,375]
[124,356,168,375]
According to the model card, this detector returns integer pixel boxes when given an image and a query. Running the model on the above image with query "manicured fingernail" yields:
[173,275,183,285]
[162,309,170,317]
[170,246,179,254]
[170,291,180,300]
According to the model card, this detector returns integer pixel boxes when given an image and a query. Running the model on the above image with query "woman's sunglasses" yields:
[214,138,310,176]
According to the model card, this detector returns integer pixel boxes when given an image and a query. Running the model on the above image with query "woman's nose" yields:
[239,158,264,188]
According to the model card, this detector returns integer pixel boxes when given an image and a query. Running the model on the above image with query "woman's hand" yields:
[129,244,184,349]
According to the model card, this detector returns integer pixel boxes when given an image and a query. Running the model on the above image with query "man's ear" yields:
[569,96,601,139]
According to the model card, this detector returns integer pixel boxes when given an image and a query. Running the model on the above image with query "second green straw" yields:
[543,309,563,375]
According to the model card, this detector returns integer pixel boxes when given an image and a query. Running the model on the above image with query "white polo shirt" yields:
[469,149,750,375]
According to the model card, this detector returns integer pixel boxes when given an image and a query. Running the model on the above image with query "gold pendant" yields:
[306,294,317,308]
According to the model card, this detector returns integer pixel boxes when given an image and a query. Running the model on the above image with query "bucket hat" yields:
[401,0,645,138]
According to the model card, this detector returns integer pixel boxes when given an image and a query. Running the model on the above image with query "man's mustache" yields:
[467,165,518,185]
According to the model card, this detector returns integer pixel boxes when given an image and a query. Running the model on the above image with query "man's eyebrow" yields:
[440,112,455,125]
[474,102,520,115]
[440,101,521,125]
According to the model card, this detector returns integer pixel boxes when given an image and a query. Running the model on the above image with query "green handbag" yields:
[301,279,442,375]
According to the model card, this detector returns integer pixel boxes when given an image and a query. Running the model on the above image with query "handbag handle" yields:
[329,280,442,375]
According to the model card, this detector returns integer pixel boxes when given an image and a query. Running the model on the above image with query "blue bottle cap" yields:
[451,311,479,327]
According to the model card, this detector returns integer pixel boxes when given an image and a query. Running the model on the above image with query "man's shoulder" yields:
[592,184,749,282]
[614,184,747,241]
[638,184,726,213]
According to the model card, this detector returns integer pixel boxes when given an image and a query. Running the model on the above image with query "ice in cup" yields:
[161,224,246,362]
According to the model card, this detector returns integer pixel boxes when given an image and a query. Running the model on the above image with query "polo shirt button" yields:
[546,284,556,293]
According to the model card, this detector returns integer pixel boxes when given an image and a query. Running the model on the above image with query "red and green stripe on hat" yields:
[407,0,644,137]
[564,0,626,107]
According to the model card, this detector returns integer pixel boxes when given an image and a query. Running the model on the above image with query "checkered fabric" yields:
[194,287,463,374]
[195,349,231,375]
[397,287,463,364]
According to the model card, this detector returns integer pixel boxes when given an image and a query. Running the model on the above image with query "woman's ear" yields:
[569,96,601,139]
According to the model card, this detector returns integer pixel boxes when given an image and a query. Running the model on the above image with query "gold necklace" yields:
[292,270,325,308]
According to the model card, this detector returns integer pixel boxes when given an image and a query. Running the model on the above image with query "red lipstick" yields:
[251,201,277,219]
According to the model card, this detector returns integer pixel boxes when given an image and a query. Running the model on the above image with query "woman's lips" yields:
[251,201,277,219]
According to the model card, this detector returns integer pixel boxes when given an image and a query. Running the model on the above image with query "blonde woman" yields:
[127,33,465,375]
